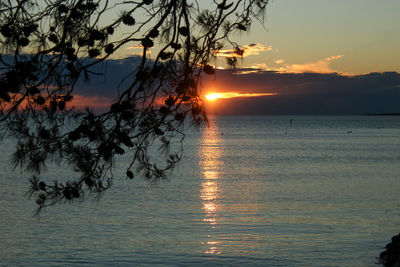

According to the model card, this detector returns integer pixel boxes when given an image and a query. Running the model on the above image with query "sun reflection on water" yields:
[199,119,223,255]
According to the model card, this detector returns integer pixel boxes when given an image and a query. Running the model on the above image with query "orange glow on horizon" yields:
[69,95,112,109]
[1,93,112,112]
[205,92,278,101]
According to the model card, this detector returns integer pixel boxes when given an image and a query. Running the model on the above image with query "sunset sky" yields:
[200,0,400,114]
[74,0,400,115]
[122,0,400,75]
[229,0,400,75]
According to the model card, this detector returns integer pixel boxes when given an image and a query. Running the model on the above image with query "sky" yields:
[70,1,400,114]
[71,57,400,115]
[199,0,400,114]
[118,0,400,74]
[223,0,400,75]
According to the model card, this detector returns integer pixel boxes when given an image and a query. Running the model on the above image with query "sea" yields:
[0,115,399,266]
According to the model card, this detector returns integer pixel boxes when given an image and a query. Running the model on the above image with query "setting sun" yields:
[205,93,223,100]
[205,92,278,101]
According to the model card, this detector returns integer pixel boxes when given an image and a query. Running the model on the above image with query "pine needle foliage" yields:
[0,0,269,211]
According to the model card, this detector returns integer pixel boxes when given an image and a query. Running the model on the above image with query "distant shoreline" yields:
[364,113,400,116]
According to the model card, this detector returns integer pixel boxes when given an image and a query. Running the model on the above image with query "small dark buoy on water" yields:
[289,119,293,128]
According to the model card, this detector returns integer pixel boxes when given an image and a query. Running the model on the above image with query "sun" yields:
[204,92,278,101]
[205,93,221,100]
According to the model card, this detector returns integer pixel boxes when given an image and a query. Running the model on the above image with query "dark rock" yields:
[380,233,400,266]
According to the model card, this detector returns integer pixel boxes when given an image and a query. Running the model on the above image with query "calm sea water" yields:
[1,115,400,266]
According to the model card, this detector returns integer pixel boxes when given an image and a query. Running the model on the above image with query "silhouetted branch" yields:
[0,0,270,210]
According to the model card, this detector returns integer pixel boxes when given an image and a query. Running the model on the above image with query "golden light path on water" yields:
[205,92,278,100]
[199,119,224,255]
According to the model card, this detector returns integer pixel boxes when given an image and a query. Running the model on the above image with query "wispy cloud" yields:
[126,45,151,56]
[234,63,273,74]
[70,95,113,110]
[246,55,345,74]
[216,43,272,57]
[278,55,344,74]
[126,45,144,49]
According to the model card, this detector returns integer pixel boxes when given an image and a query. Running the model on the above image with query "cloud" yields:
[215,43,272,57]
[18,55,396,116]
[326,55,344,61]
[74,56,142,98]
[202,70,400,115]
[277,55,344,74]
[69,95,113,111]
[246,55,345,74]
[126,45,151,56]
[130,51,152,56]
[234,63,273,74]
[126,45,144,49]
[252,63,271,69]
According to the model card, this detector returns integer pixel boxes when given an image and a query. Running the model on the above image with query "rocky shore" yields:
[380,233,400,266]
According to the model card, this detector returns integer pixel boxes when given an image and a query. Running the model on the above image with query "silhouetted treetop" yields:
[0,0,269,212]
